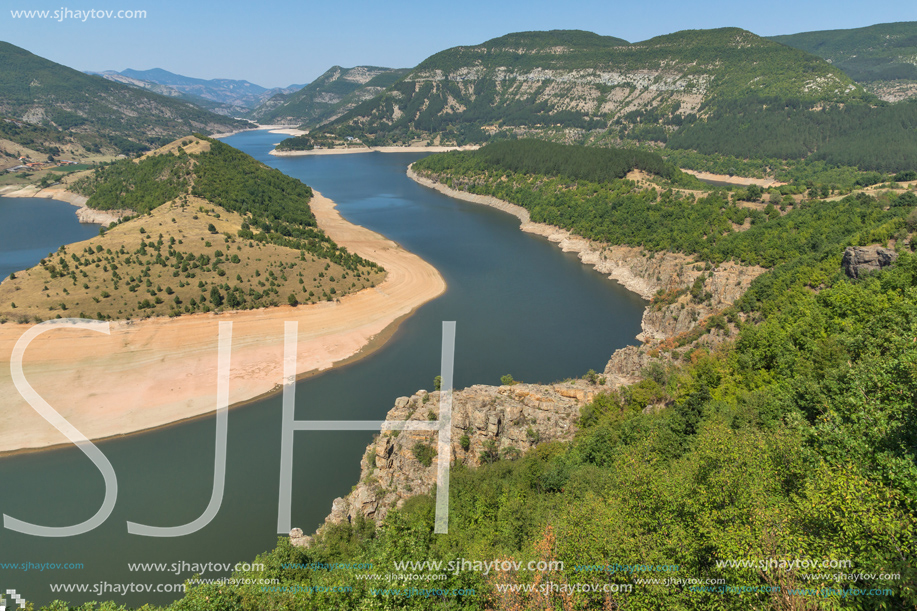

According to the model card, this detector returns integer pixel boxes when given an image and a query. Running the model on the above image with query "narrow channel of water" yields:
[0,131,645,606]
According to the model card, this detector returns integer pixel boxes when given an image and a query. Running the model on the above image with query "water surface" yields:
[0,131,645,606]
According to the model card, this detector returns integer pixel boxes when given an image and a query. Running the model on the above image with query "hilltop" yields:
[770,21,917,100]
[0,42,251,165]
[250,65,409,127]
[0,136,384,321]
[303,28,862,147]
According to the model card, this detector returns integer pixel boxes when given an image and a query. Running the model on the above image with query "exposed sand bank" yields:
[0,190,445,454]
[270,145,480,157]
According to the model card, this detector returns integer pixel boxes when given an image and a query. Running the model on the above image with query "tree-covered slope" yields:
[0,42,251,153]
[250,65,409,127]
[770,21,917,83]
[413,140,917,266]
[304,28,863,146]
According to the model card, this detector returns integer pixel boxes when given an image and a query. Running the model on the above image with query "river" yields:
[0,130,645,606]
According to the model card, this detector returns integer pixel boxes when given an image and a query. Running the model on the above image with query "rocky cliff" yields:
[300,382,595,539]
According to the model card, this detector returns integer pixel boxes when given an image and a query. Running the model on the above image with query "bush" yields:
[412,442,436,467]
[500,374,515,386]
[460,434,470,451]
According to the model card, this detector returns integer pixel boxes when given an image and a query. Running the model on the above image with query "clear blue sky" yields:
[3,0,916,87]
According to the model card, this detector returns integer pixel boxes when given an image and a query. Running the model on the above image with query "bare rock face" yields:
[842,246,898,279]
[321,383,594,528]
[289,528,312,548]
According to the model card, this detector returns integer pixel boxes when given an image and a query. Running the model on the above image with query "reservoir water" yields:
[0,130,646,606]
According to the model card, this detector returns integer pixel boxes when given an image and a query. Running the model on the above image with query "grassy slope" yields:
[0,41,250,153]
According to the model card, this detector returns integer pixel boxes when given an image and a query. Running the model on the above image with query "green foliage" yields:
[770,22,917,82]
[302,27,863,148]
[274,134,314,151]
[418,138,681,182]
[416,142,917,268]
[668,96,917,172]
[500,374,515,385]
[411,442,436,467]
[0,41,247,151]
[73,138,376,274]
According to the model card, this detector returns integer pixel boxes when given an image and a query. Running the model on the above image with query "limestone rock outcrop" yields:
[842,245,898,279]
[323,383,595,527]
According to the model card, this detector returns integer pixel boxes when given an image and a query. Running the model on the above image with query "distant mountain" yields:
[250,66,409,127]
[310,28,864,146]
[116,68,303,110]
[769,22,917,101]
[0,41,251,157]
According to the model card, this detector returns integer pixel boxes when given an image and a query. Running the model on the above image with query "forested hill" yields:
[250,65,409,127]
[770,22,917,85]
[413,140,917,268]
[0,137,383,321]
[301,28,862,147]
[0,41,251,156]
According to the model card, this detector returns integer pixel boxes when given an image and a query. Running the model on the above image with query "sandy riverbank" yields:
[270,145,480,157]
[0,190,445,454]
[0,184,130,225]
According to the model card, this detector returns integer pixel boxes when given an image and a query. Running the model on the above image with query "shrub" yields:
[412,442,437,467]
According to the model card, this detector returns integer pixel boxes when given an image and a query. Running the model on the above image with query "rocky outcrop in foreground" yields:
[307,383,595,535]
[842,245,899,279]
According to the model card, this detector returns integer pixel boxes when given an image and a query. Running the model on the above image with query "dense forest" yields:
[770,21,917,83]
[413,140,917,268]
[667,96,917,172]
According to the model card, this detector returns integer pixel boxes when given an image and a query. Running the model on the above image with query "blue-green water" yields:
[0,197,101,283]
[0,131,645,606]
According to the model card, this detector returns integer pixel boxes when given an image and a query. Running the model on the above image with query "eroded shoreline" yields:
[0,189,445,455]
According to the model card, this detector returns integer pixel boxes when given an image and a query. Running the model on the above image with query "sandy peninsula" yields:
[0,190,445,454]
[270,145,480,157]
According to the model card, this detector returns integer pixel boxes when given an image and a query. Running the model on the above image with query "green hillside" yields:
[250,65,409,127]
[301,28,863,148]
[770,22,917,82]
[0,41,250,155]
